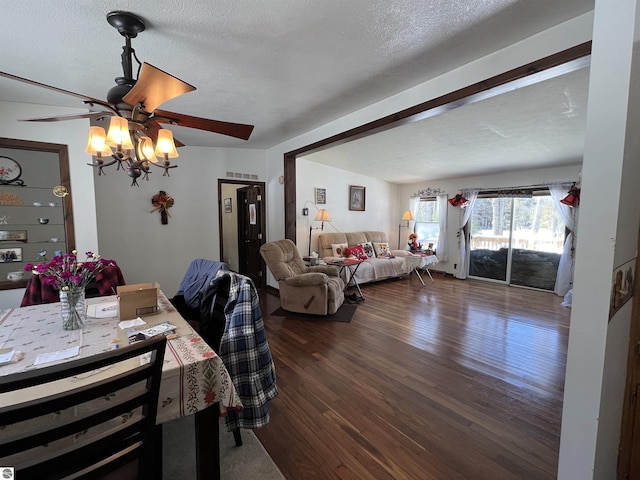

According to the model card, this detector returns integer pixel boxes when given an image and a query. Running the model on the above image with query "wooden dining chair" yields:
[0,335,166,480]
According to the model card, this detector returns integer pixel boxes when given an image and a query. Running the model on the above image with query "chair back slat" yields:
[0,335,166,480]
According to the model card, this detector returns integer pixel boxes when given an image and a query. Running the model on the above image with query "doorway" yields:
[218,179,266,288]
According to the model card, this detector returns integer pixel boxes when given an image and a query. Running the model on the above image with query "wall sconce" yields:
[309,209,332,255]
[560,183,581,207]
[448,193,468,207]
[397,210,414,248]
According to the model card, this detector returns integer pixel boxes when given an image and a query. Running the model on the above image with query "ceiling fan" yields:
[0,11,255,185]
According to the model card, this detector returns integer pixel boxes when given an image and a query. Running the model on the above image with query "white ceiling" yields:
[302,66,590,184]
[1,1,593,181]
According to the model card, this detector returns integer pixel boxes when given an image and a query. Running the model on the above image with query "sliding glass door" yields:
[468,193,564,290]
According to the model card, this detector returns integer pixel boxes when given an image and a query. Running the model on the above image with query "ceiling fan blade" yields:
[122,63,196,113]
[0,71,107,106]
[144,120,185,148]
[153,109,255,140]
[22,111,113,122]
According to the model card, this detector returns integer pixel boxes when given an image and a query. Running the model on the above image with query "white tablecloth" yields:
[401,254,439,271]
[0,291,242,423]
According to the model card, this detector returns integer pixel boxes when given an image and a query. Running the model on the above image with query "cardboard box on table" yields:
[116,283,159,320]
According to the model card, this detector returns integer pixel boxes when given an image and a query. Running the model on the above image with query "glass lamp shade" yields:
[85,126,113,157]
[155,129,179,159]
[136,136,157,162]
[105,116,134,150]
[314,209,331,222]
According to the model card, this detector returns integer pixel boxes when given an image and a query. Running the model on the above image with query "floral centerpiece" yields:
[25,251,117,330]
[408,233,422,252]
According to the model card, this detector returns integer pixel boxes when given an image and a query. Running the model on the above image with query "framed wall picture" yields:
[315,187,326,205]
[0,230,27,242]
[224,198,232,213]
[349,185,366,211]
[0,247,22,262]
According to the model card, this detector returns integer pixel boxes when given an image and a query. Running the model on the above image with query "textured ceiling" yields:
[302,66,590,184]
[0,1,593,180]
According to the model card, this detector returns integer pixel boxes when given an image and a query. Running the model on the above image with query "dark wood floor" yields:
[254,273,571,480]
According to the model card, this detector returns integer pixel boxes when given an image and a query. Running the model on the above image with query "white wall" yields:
[94,146,266,297]
[296,158,398,256]
[0,100,98,308]
[560,1,640,478]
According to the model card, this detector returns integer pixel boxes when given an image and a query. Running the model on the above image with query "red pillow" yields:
[345,245,367,260]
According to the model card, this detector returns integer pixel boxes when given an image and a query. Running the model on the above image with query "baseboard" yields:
[263,285,280,297]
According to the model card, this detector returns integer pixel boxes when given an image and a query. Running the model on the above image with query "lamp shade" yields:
[105,116,134,150]
[314,209,331,222]
[136,136,156,162]
[401,210,414,221]
[155,129,179,159]
[85,126,112,157]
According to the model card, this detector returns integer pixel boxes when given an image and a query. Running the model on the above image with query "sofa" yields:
[317,231,415,285]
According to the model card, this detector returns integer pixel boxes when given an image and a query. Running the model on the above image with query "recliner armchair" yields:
[260,239,345,315]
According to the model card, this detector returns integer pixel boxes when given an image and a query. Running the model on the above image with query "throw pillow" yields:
[373,242,392,258]
[331,242,348,257]
[358,242,375,258]
[345,245,367,260]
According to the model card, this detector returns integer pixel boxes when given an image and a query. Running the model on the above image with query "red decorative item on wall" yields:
[151,190,175,224]
[448,193,468,207]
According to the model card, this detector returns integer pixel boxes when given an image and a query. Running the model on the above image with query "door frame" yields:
[217,179,266,286]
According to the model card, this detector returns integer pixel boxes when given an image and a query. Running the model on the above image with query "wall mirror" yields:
[0,137,75,290]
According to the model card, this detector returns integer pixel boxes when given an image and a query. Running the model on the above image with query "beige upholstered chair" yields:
[260,239,345,315]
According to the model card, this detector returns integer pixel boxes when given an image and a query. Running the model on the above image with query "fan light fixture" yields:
[85,122,179,186]
[308,209,332,255]
[5,10,255,188]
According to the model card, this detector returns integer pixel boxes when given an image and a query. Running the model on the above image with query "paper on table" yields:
[118,318,146,329]
[87,301,118,318]
[34,346,80,365]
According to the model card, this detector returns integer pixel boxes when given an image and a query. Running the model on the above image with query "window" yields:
[414,198,439,247]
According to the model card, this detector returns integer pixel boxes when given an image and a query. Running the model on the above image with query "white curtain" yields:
[409,196,419,234]
[436,194,448,261]
[455,189,480,279]
[549,183,576,296]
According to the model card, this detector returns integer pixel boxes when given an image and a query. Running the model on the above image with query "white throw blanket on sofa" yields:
[317,231,415,285]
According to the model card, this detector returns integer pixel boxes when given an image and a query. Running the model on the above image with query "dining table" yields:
[0,290,243,480]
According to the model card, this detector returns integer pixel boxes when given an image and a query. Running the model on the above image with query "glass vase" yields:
[60,289,86,330]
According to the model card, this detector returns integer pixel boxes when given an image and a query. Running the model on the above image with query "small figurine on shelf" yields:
[424,243,434,255]
[408,233,422,252]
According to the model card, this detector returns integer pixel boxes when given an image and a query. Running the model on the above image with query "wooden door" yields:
[237,185,265,288]
[617,233,640,479]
